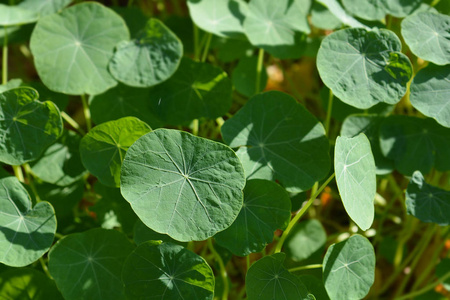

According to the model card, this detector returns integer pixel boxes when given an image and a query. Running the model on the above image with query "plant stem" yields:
[12,165,24,182]
[54,232,65,239]
[127,0,134,6]
[2,27,8,85]
[23,164,41,202]
[61,111,86,135]
[193,24,200,61]
[39,257,52,279]
[246,255,251,271]
[201,33,212,62]
[274,173,335,253]
[396,270,450,300]
[207,239,228,300]
[80,94,91,131]
[324,89,333,137]
[255,48,265,93]
[386,15,393,30]
[192,119,199,136]
[288,264,322,273]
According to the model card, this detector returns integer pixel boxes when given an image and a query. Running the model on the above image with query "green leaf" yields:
[109,18,183,88]
[0,87,63,166]
[402,12,450,65]
[316,0,368,28]
[0,176,56,267]
[148,57,232,126]
[221,91,330,193]
[0,4,37,26]
[379,116,450,175]
[187,0,248,39]
[297,275,330,300]
[406,171,450,226]
[0,79,22,93]
[410,65,450,128]
[285,219,327,262]
[246,253,311,300]
[323,234,375,300]
[133,219,186,247]
[214,179,291,256]
[232,56,268,97]
[341,0,386,21]
[28,81,70,112]
[80,117,151,187]
[30,2,129,95]
[213,37,254,63]
[0,268,63,300]
[120,129,245,242]
[436,258,450,290]
[243,0,310,59]
[122,242,214,300]
[310,1,342,30]
[90,83,163,129]
[335,134,376,231]
[380,0,422,17]
[18,0,72,18]
[30,131,86,186]
[48,228,135,300]
[317,28,412,109]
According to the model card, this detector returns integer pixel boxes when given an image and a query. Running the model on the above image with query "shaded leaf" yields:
[133,219,186,247]
[381,0,423,17]
[232,56,268,97]
[436,258,450,290]
[285,219,327,262]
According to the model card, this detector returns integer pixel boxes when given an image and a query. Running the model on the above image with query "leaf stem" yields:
[201,33,212,63]
[255,48,265,93]
[61,111,86,135]
[396,270,450,300]
[324,89,333,137]
[80,94,91,131]
[2,27,8,85]
[288,264,322,273]
[193,24,200,61]
[246,255,251,271]
[274,173,335,253]
[207,238,229,300]
[192,119,199,136]
[23,164,41,202]
[12,165,24,182]
[39,257,52,279]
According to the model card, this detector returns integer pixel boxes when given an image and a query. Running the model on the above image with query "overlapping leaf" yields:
[133,219,186,247]
[285,219,327,262]
[0,4,37,26]
[0,79,22,93]
[18,0,72,18]
[316,0,368,28]
[381,0,423,18]
[232,56,268,97]
[310,1,342,30]
[341,0,385,21]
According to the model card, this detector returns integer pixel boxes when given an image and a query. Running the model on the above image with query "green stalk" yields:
[193,24,200,61]
[61,111,86,135]
[2,27,8,85]
[274,173,335,253]
[255,48,265,93]
[396,270,450,300]
[39,257,52,279]
[288,264,322,273]
[81,94,92,131]
[207,239,229,300]
[23,164,41,202]
[12,165,24,182]
[324,89,333,137]
[192,119,199,136]
[201,33,212,62]
[246,255,251,271]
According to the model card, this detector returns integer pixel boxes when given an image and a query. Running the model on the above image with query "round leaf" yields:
[316,0,368,28]
[122,242,214,300]
[335,134,376,231]
[243,0,310,59]
[109,18,183,88]
[80,117,151,187]
[221,91,330,193]
[133,219,186,247]
[402,12,450,65]
[323,234,375,300]
[285,219,327,262]
[120,129,245,242]
[310,1,342,30]
[148,57,232,126]
[232,56,268,97]
[0,78,22,93]
[30,2,129,95]
[0,87,63,166]
[0,4,36,26]
[214,179,291,256]
[317,28,412,109]
[380,0,422,17]
[342,0,386,21]
[410,65,450,128]
[246,253,311,300]
[406,171,450,226]
[48,228,135,300]
[18,0,72,18]
[0,177,56,267]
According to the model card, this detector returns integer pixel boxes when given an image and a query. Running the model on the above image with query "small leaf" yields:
[341,0,386,21]
[246,253,312,300]
[406,171,450,226]
[323,234,375,300]
[214,179,291,256]
[48,228,135,300]
[0,177,56,267]
[120,129,245,241]
[335,134,376,230]
[285,219,327,262]
[80,117,151,187]
[122,242,214,300]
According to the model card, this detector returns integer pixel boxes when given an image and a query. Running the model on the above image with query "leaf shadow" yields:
[322,239,348,284]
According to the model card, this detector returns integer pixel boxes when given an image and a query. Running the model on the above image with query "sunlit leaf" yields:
[316,0,368,28]
[0,79,22,93]
[381,0,423,17]
[310,1,342,30]
[341,0,386,21]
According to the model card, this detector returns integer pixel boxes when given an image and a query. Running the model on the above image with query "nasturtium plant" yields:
[0,3,37,26]
[133,219,185,247]
[232,56,268,97]
[0,78,21,93]
[341,0,386,21]
[284,219,327,262]
[316,0,368,28]
[310,1,342,30]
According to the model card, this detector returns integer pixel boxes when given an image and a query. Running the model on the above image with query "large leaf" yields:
[335,134,376,231]
[402,12,450,65]
[410,65,450,128]
[0,87,63,166]
[285,219,327,262]
[316,0,368,28]
[109,18,183,88]
[120,129,245,241]
[221,91,330,193]
[246,253,312,300]
[243,0,310,59]
[214,179,291,256]
[323,234,375,300]
[149,57,232,126]
[30,2,129,95]
[317,28,412,109]
[341,0,386,21]
[80,117,151,187]
[187,0,248,39]
[0,177,56,267]
[406,171,450,226]
[48,228,135,300]
[122,242,214,300]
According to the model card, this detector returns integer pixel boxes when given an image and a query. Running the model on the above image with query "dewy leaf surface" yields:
[323,234,375,300]
[187,0,248,39]
[80,117,151,188]
[410,65,450,128]
[341,0,385,21]
[214,179,291,256]
[120,129,245,241]
[48,228,135,300]
[406,171,450,226]
[317,28,412,109]
[0,177,56,267]
[246,253,311,300]
[402,12,450,65]
[30,2,129,95]
[221,91,330,193]
[122,242,214,300]
[109,18,183,88]
[243,0,310,59]
[0,87,63,165]
[335,134,376,231]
